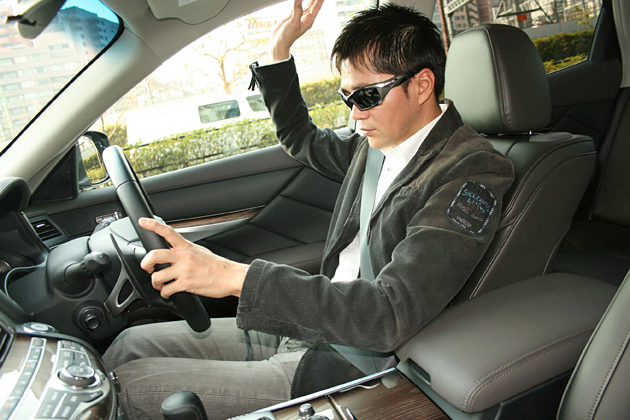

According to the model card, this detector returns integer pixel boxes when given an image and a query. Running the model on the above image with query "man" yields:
[104,1,514,419]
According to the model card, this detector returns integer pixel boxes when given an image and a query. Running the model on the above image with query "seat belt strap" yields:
[332,146,396,376]
[359,146,385,280]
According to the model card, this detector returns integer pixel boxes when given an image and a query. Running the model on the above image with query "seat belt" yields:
[358,146,384,280]
[331,146,397,375]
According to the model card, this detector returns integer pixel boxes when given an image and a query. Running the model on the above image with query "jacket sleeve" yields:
[250,57,363,182]
[236,146,515,352]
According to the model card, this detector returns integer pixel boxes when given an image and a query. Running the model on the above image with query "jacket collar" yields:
[417,99,464,156]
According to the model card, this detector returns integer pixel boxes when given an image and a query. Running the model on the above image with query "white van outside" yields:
[126,91,270,144]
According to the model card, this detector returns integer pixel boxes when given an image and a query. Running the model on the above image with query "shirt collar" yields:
[381,103,448,164]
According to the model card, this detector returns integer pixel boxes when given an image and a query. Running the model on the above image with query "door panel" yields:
[26,144,342,274]
[549,58,622,150]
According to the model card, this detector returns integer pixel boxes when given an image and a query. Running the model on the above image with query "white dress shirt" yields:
[331,104,448,283]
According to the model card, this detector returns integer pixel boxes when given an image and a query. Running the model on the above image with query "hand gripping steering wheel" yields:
[102,145,211,333]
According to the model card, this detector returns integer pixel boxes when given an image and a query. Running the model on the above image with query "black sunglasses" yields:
[338,75,409,111]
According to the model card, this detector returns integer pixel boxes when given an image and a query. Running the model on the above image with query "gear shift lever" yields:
[161,391,208,420]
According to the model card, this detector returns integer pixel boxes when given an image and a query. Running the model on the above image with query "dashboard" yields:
[0,318,118,420]
[0,177,120,420]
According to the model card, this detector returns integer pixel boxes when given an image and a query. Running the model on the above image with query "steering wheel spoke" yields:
[104,259,145,317]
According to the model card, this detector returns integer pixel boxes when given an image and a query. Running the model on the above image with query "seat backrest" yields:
[444,24,597,302]
[557,269,630,419]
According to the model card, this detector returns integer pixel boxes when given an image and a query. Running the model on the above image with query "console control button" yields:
[54,404,77,419]
[44,389,66,405]
[58,365,97,388]
[10,384,26,398]
[1,397,20,419]
[61,341,85,352]
[64,393,84,406]
[25,322,56,333]
[30,346,43,358]
[83,391,104,403]
[298,404,315,418]
[37,403,57,418]
[75,353,90,366]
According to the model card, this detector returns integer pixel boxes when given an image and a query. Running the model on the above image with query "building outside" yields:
[441,0,600,38]
[0,5,118,143]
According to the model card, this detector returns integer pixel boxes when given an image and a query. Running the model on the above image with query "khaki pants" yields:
[102,318,308,420]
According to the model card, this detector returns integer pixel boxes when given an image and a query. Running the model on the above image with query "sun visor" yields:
[146,0,229,25]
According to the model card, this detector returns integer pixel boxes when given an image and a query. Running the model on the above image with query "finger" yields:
[150,266,177,290]
[289,0,304,27]
[139,217,189,249]
[301,0,323,31]
[159,280,184,300]
[308,0,325,18]
[140,249,177,273]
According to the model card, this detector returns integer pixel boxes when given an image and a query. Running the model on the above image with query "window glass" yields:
[198,100,241,123]
[94,0,370,179]
[0,0,119,152]
[246,95,267,112]
[435,0,599,73]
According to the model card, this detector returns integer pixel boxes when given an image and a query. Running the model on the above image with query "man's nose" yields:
[350,104,368,120]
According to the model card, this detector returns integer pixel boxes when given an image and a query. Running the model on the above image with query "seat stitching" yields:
[503,140,589,215]
[467,333,591,411]
[462,326,595,409]
[588,328,630,420]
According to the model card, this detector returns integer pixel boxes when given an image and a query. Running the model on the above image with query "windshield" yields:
[0,0,119,152]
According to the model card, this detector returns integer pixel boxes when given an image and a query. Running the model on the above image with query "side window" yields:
[92,0,371,179]
[246,95,267,112]
[436,0,599,73]
[198,100,241,123]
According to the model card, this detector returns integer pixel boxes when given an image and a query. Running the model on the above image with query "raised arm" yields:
[269,0,324,63]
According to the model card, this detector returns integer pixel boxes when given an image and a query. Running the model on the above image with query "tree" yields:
[186,22,266,94]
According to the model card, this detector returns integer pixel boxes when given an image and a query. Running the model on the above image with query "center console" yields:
[0,321,117,420]
[226,369,447,420]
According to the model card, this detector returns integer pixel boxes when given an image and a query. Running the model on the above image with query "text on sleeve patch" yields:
[447,181,497,234]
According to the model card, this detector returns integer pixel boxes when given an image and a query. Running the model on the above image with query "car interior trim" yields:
[169,208,261,230]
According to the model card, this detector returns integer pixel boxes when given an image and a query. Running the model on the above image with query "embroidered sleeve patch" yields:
[447,181,497,234]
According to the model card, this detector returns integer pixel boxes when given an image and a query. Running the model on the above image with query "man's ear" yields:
[414,68,436,105]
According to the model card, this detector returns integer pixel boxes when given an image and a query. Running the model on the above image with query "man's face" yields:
[339,63,432,150]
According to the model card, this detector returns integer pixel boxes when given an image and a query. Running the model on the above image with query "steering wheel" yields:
[102,145,210,333]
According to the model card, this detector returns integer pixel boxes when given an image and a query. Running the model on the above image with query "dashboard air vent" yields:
[31,219,62,241]
[0,324,11,367]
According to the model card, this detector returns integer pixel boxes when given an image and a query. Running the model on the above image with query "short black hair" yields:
[331,3,446,97]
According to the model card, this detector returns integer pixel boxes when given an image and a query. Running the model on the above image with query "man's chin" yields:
[366,135,386,150]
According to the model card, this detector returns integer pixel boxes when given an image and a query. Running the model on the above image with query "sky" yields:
[0,0,117,22]
[62,0,118,21]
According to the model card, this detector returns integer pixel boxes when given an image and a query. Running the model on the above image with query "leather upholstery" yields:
[443,24,597,301]
[396,274,616,413]
[160,391,209,420]
[445,24,551,134]
[455,134,596,300]
[558,270,630,419]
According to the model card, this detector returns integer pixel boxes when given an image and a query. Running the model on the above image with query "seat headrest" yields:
[444,24,551,134]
